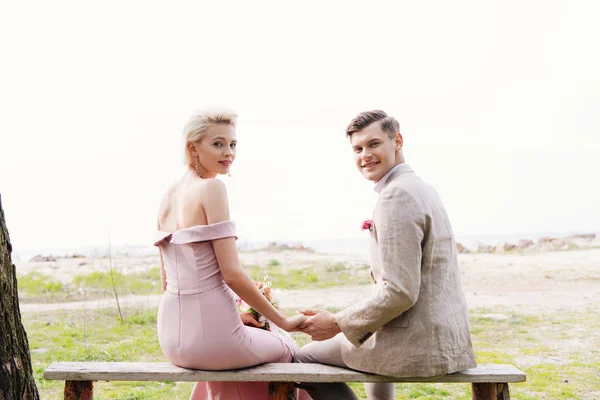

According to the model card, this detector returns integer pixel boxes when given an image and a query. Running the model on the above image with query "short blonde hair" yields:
[182,108,238,165]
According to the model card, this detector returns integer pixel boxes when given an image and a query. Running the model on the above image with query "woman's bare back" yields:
[157,173,218,232]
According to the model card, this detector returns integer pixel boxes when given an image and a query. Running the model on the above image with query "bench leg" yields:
[268,381,294,400]
[472,382,510,400]
[65,380,93,400]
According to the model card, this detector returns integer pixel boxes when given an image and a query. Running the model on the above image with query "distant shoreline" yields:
[10,231,599,262]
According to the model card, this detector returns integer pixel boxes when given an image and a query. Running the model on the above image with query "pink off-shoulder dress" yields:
[154,221,309,400]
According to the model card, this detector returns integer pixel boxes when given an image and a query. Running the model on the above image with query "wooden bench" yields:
[45,361,525,399]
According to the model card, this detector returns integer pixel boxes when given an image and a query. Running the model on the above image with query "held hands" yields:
[241,312,307,332]
[278,314,307,332]
[298,309,341,341]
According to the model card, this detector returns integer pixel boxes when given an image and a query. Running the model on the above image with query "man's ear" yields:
[395,132,403,150]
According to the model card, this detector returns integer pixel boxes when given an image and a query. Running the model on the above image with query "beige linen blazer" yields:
[336,164,476,377]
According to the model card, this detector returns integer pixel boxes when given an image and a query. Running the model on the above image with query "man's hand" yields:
[299,309,341,341]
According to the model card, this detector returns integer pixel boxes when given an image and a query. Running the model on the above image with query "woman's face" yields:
[193,124,237,178]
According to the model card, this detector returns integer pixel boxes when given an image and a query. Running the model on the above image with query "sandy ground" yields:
[17,248,600,314]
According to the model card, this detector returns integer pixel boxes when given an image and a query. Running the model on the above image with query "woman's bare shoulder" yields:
[191,179,229,222]
[181,178,225,201]
[183,179,225,216]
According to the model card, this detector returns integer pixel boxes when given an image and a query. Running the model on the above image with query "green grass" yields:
[72,268,162,295]
[18,260,600,399]
[243,263,371,290]
[18,268,163,303]
[24,305,600,399]
[268,258,281,266]
[27,308,195,399]
[18,272,64,295]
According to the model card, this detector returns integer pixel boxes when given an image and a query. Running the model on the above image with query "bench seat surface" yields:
[45,362,526,384]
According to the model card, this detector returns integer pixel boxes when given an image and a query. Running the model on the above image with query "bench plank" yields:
[45,362,525,384]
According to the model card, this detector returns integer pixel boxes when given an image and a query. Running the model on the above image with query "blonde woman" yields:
[154,108,309,400]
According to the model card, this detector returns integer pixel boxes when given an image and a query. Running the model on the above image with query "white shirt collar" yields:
[374,163,404,194]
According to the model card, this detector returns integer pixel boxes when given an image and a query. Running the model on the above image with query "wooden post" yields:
[472,382,510,400]
[268,381,294,400]
[65,381,93,400]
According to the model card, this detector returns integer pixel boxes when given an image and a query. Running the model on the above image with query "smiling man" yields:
[295,110,476,400]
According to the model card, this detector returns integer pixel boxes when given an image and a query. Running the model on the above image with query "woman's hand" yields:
[240,312,265,329]
[277,314,307,332]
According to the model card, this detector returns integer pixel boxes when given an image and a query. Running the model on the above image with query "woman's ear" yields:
[187,141,197,157]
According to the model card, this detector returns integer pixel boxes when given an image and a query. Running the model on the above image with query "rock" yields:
[293,243,314,252]
[460,233,598,254]
[533,238,570,252]
[494,242,516,253]
[517,239,535,249]
[565,233,596,240]
[267,242,291,251]
[470,242,493,253]
[29,255,57,262]
[537,236,555,245]
[456,242,469,253]
[535,242,557,253]
[67,254,85,259]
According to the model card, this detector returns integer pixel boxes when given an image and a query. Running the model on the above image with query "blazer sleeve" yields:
[335,185,425,347]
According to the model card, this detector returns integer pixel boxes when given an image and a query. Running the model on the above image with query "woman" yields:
[154,108,309,400]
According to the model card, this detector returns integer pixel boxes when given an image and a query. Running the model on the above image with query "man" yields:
[295,110,476,400]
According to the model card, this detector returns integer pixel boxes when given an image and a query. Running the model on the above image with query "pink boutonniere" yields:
[361,219,373,231]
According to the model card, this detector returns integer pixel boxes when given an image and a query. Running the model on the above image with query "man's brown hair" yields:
[345,110,400,139]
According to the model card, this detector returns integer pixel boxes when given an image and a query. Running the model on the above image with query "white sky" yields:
[1,0,599,250]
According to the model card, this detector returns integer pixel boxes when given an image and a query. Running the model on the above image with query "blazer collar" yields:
[381,163,414,192]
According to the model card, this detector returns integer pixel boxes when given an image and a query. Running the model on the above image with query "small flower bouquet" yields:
[362,219,373,231]
[236,275,278,331]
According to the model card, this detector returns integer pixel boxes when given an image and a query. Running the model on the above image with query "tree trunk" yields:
[0,194,40,399]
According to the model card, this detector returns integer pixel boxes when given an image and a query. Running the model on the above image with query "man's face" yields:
[350,122,402,182]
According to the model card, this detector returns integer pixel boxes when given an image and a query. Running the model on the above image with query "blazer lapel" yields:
[369,163,414,284]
